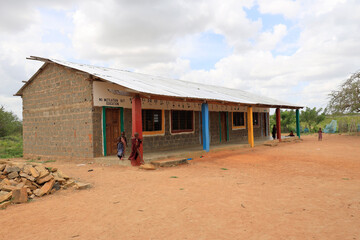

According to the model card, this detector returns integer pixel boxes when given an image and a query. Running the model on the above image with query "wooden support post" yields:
[202,103,210,152]
[226,112,230,141]
[102,106,107,156]
[247,106,254,148]
[276,108,281,142]
[132,96,143,158]
[296,109,300,139]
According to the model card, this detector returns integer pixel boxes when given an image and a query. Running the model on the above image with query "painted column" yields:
[219,112,222,143]
[276,108,281,142]
[102,106,107,156]
[202,103,210,152]
[247,106,254,148]
[132,95,143,158]
[296,109,300,139]
[120,107,124,132]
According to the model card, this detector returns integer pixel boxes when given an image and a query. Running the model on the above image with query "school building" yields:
[15,56,302,161]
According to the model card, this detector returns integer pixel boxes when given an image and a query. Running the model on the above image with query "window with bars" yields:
[233,112,245,127]
[171,110,193,133]
[253,112,259,126]
[142,109,162,132]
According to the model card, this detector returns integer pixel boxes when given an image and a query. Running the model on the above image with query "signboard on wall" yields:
[93,81,269,112]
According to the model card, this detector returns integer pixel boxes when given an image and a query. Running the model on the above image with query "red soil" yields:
[1,134,360,240]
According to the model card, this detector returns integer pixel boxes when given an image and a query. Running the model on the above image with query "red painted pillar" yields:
[276,108,281,142]
[132,95,143,158]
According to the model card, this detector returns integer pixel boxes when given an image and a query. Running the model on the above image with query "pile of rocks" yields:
[0,159,90,209]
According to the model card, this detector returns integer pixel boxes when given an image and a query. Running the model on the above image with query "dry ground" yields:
[1,134,360,240]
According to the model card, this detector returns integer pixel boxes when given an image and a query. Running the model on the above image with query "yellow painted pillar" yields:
[247,106,254,148]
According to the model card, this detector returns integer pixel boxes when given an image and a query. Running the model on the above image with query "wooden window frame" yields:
[142,109,165,136]
[170,110,194,134]
[232,112,246,130]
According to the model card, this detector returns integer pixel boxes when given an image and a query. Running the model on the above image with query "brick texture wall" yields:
[21,63,99,161]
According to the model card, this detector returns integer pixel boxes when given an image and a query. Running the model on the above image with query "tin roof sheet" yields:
[17,56,302,108]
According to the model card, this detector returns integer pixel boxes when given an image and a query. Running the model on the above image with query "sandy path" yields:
[1,134,359,240]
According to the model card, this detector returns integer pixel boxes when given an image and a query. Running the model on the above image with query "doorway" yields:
[220,112,228,142]
[105,108,121,155]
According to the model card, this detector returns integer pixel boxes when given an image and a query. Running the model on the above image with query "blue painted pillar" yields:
[202,103,210,152]
[296,109,300,139]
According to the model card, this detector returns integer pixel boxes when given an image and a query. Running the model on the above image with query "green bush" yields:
[0,135,23,158]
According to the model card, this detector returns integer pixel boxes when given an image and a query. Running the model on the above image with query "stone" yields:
[37,175,53,185]
[19,172,35,182]
[57,170,70,180]
[16,182,25,188]
[75,182,91,190]
[24,180,37,191]
[23,165,32,175]
[53,182,61,191]
[139,163,156,170]
[33,189,42,197]
[0,201,11,209]
[0,164,5,171]
[1,185,17,192]
[50,168,57,172]
[35,165,49,178]
[1,178,10,186]
[40,179,55,196]
[29,194,35,199]
[7,171,19,179]
[0,191,12,203]
[12,188,28,204]
[29,167,40,178]
[62,180,75,189]
[4,165,20,174]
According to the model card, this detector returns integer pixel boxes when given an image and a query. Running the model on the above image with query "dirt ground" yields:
[1,134,360,240]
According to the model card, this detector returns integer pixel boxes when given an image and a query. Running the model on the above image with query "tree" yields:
[270,110,296,132]
[0,106,22,137]
[327,71,360,114]
[300,107,325,131]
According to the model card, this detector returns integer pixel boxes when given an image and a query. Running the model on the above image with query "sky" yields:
[1,0,360,119]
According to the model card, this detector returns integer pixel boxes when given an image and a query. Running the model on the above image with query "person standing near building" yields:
[128,132,144,166]
[117,131,127,160]
[272,125,277,140]
[318,128,323,141]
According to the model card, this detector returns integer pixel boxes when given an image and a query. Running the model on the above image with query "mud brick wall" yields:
[22,63,99,160]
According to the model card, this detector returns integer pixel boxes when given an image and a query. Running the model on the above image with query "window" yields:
[142,109,163,132]
[171,110,193,133]
[253,112,259,126]
[232,112,246,129]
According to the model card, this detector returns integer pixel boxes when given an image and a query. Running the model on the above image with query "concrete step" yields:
[151,158,188,167]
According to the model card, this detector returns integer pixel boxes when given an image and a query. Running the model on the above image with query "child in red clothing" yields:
[318,128,323,141]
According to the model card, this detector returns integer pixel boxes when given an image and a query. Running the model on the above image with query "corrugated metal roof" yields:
[16,56,302,108]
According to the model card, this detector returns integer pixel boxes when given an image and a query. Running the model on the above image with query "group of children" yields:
[116,131,144,166]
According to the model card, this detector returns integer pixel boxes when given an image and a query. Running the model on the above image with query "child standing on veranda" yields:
[318,128,323,141]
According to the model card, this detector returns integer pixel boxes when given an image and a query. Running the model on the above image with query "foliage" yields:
[318,114,360,133]
[300,107,326,132]
[0,135,23,158]
[270,110,296,132]
[0,106,22,137]
[327,71,360,114]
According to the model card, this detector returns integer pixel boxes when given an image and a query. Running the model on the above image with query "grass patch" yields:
[342,178,350,180]
[0,135,23,158]
[179,188,184,190]
[221,168,228,170]
[170,176,178,178]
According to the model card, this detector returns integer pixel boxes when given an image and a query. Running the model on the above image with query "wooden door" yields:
[106,108,120,155]
[263,113,267,136]
[220,112,227,142]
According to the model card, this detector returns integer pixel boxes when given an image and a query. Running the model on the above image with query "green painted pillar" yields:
[102,106,107,156]
[296,109,300,139]
[120,107,124,132]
